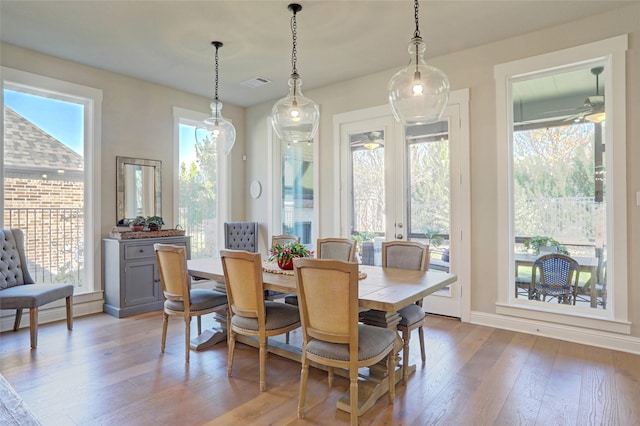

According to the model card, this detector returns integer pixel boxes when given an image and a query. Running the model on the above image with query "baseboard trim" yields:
[471,311,640,355]
[0,299,104,333]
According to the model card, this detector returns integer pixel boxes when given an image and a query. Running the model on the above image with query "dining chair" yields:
[154,244,227,363]
[220,249,301,391]
[381,240,429,383]
[577,258,607,308]
[293,257,397,425]
[284,237,356,308]
[271,234,300,246]
[530,253,580,304]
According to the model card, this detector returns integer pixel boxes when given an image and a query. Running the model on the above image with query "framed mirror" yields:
[116,156,162,225]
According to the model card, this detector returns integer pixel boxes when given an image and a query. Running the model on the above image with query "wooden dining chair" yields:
[271,234,300,246]
[220,249,301,391]
[530,253,580,304]
[293,258,397,425]
[154,244,228,363]
[381,240,429,383]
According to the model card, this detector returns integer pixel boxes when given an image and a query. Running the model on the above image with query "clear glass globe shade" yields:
[195,100,236,155]
[271,75,319,143]
[388,38,450,125]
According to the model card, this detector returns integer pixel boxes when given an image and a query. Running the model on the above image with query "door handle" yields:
[395,234,403,239]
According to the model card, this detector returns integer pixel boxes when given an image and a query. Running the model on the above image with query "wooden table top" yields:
[187,257,457,313]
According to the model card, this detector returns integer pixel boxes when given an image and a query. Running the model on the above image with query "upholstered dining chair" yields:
[220,249,301,391]
[0,228,74,349]
[154,244,227,363]
[224,221,259,252]
[381,240,429,383]
[271,234,300,246]
[293,258,397,425]
[530,253,580,304]
[284,237,357,309]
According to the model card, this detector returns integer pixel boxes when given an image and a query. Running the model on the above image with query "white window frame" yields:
[1,67,102,300]
[494,35,629,334]
[172,106,231,255]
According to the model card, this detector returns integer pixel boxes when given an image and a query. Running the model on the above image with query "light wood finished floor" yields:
[1,311,639,425]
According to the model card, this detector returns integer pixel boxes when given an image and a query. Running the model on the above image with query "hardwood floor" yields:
[1,311,639,425]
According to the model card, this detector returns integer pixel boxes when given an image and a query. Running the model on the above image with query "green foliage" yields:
[424,228,443,248]
[523,236,569,255]
[130,215,146,226]
[268,241,314,263]
[351,231,376,255]
[146,216,164,226]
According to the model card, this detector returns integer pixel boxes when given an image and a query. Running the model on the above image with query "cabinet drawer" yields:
[124,243,156,260]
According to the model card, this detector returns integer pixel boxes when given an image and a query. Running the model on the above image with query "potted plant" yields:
[268,241,314,270]
[129,215,146,232]
[523,235,569,255]
[146,215,164,231]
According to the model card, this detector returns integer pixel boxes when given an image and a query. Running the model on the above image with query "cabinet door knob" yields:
[139,249,144,253]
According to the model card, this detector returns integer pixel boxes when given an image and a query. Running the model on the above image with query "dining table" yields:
[187,257,457,415]
[514,252,600,307]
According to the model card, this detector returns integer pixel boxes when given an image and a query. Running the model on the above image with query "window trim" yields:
[1,66,103,295]
[494,35,629,333]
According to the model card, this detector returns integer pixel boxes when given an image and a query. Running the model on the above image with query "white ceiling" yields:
[0,1,633,107]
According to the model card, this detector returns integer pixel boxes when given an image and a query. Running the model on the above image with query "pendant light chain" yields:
[290,11,298,75]
[413,0,421,39]
[214,43,220,102]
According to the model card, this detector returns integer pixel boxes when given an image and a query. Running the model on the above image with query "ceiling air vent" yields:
[241,77,272,88]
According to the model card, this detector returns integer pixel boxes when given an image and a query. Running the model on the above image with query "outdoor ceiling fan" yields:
[564,66,605,123]
[350,131,384,150]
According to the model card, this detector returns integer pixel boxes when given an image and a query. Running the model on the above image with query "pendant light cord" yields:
[214,44,220,102]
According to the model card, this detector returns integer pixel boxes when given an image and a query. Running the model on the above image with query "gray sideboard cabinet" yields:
[103,236,191,318]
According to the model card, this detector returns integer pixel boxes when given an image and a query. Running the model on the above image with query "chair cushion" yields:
[231,301,299,331]
[306,324,396,362]
[284,294,298,306]
[164,288,227,312]
[0,230,26,289]
[0,283,73,309]
[397,303,425,327]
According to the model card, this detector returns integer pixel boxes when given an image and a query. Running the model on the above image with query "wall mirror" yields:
[116,156,162,225]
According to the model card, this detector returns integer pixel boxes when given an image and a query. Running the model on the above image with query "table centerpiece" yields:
[268,241,314,270]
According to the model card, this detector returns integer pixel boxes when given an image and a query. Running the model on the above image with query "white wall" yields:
[244,5,640,341]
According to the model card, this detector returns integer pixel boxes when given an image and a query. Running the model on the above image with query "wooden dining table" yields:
[187,257,457,415]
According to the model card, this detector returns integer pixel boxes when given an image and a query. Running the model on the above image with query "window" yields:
[173,107,230,259]
[2,67,102,294]
[495,36,629,332]
[270,131,318,249]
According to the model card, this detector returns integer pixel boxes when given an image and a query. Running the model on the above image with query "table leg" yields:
[190,280,228,351]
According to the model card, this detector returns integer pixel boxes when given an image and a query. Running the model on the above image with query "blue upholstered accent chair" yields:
[382,240,429,383]
[0,228,73,349]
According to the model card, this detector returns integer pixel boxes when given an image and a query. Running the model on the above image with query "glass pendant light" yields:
[388,0,450,125]
[271,3,319,144]
[195,41,236,155]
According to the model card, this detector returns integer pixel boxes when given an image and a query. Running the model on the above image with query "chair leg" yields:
[66,296,73,330]
[418,325,426,363]
[297,354,309,419]
[227,329,236,377]
[29,308,38,349]
[286,331,290,344]
[350,370,358,426]
[402,328,410,384]
[259,338,267,391]
[328,367,334,387]
[185,316,191,363]
[388,350,396,403]
[161,312,169,354]
[197,315,202,335]
[13,308,23,331]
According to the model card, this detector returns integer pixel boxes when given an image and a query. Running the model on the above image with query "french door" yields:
[336,90,469,318]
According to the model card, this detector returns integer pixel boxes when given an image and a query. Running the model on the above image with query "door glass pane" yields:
[511,65,607,309]
[179,122,218,259]
[3,89,86,287]
[281,141,314,245]
[407,121,451,282]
